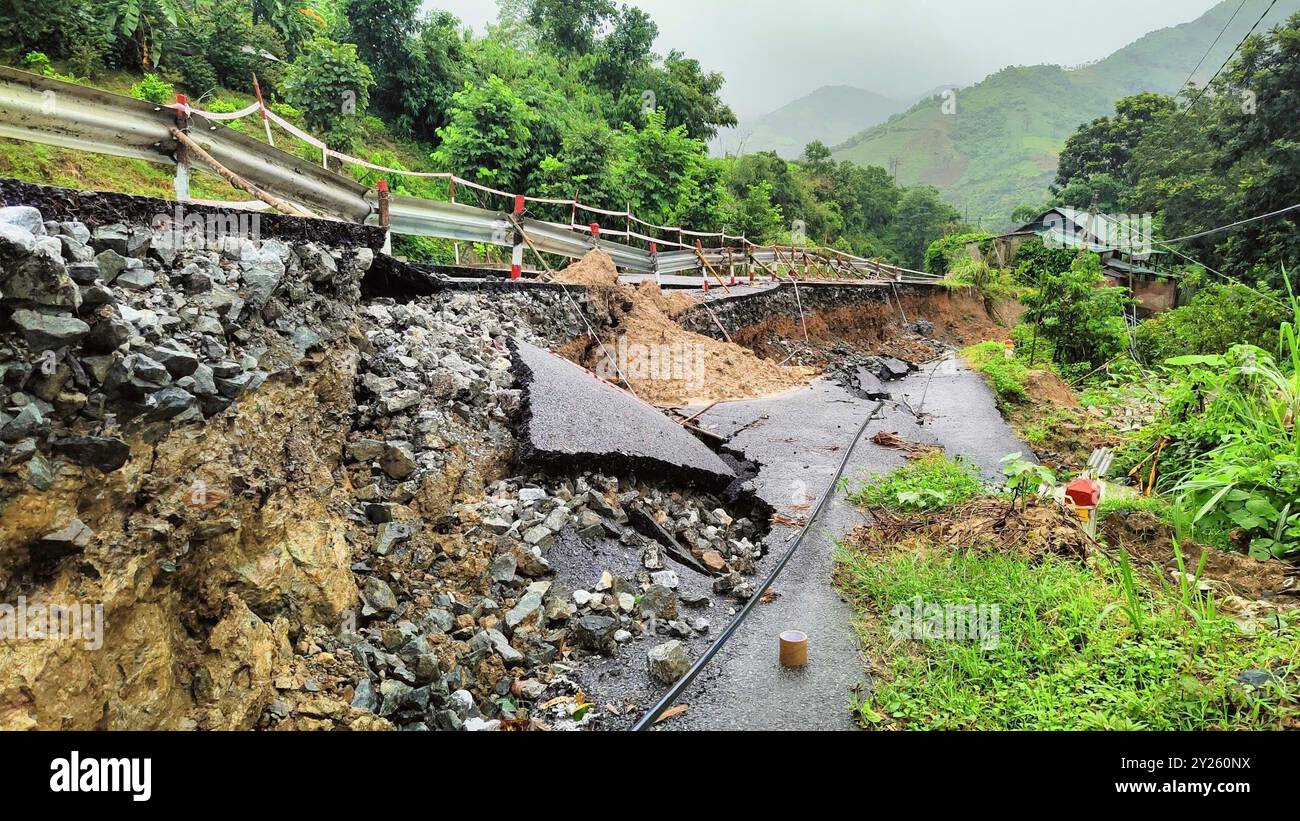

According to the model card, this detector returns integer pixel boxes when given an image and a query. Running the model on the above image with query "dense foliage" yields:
[0,0,960,262]
[1052,13,1300,292]
[1135,281,1289,363]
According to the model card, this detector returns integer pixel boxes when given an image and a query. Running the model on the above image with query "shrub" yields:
[925,231,994,275]
[189,2,288,96]
[962,340,1028,401]
[170,53,220,98]
[129,73,174,104]
[21,51,53,75]
[1011,240,1077,286]
[282,37,374,151]
[1135,283,1287,363]
[204,98,241,114]
[947,256,1018,304]
[846,454,985,512]
[1020,252,1130,368]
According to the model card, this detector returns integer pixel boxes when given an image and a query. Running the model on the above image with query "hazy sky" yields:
[424,0,1223,118]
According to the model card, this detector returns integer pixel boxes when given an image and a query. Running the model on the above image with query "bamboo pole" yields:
[168,127,316,218]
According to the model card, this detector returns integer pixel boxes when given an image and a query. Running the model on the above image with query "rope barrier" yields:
[164,99,941,283]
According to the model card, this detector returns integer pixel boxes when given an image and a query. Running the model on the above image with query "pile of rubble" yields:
[0,202,780,731]
[0,204,368,483]
[825,353,919,400]
[320,468,767,731]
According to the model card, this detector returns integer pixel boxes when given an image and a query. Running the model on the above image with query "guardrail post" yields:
[252,74,274,148]
[172,94,191,202]
[450,178,461,265]
[377,180,391,255]
[511,195,526,280]
[696,239,708,294]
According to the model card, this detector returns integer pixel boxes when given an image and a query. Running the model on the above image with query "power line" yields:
[1179,0,1280,119]
[1178,0,1249,95]
[1118,218,1289,308]
[1161,202,1300,245]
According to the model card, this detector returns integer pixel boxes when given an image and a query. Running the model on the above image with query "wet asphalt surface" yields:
[512,339,735,487]
[654,356,1029,731]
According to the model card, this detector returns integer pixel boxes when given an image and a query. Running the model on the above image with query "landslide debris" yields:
[0,202,782,732]
[0,204,374,729]
[553,250,817,404]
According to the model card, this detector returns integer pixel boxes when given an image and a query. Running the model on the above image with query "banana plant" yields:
[103,0,188,68]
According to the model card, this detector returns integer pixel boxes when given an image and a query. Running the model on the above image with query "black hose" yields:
[630,399,884,731]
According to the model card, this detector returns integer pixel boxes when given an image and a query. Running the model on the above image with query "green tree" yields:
[251,0,324,55]
[1052,93,1178,195]
[1206,11,1300,286]
[610,108,704,225]
[532,119,618,212]
[434,74,535,189]
[800,140,834,176]
[342,0,419,112]
[887,186,962,270]
[727,181,784,242]
[104,0,188,68]
[1022,252,1130,368]
[282,37,374,150]
[525,0,615,54]
[591,5,656,93]
[639,51,737,141]
[390,11,469,137]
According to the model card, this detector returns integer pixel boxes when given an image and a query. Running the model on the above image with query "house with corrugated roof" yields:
[981,207,1179,315]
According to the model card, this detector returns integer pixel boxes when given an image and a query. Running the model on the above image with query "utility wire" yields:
[1159,202,1300,245]
[630,400,883,731]
[1109,214,1289,308]
[1179,0,1280,119]
[1178,0,1250,95]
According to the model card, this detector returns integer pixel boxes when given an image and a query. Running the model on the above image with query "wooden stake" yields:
[168,127,315,218]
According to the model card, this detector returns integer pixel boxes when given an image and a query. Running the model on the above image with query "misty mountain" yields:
[712,85,910,158]
[831,0,1300,228]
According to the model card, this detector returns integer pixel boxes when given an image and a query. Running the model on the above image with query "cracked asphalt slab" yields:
[653,357,1028,731]
[510,339,735,490]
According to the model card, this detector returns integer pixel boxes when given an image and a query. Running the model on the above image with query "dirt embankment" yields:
[730,285,1010,366]
[554,251,817,405]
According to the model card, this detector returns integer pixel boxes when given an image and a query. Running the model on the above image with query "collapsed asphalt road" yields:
[656,357,1028,731]
[510,339,735,490]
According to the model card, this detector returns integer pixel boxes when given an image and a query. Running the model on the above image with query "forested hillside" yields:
[832,0,1300,227]
[713,84,909,158]
[0,0,962,268]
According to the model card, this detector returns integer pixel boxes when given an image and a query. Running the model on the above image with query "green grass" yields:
[961,340,1028,402]
[1097,493,1174,525]
[835,544,1299,730]
[844,453,985,512]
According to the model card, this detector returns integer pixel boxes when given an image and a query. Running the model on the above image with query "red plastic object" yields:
[1065,478,1101,508]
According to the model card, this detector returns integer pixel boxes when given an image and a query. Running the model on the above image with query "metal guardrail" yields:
[0,66,945,285]
[0,67,372,221]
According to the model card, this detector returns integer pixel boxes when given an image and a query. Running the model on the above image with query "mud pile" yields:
[554,250,817,404]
